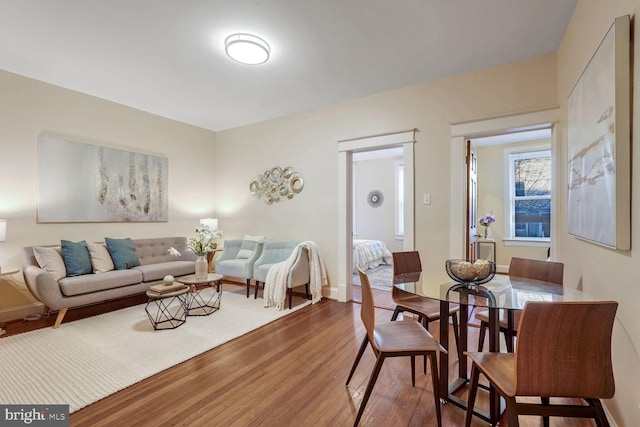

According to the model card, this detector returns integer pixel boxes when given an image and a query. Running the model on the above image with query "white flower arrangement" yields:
[168,224,224,257]
[188,224,224,256]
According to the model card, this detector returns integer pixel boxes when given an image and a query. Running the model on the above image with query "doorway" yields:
[470,129,553,268]
[449,108,560,264]
[352,148,403,290]
[337,130,416,302]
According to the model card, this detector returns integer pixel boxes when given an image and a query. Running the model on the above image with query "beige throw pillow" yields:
[236,235,266,259]
[33,246,66,281]
[87,242,115,273]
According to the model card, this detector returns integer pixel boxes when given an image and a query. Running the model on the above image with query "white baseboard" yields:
[0,302,45,323]
[326,287,338,301]
[603,402,618,427]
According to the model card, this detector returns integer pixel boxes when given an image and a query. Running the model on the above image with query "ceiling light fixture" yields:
[224,33,270,65]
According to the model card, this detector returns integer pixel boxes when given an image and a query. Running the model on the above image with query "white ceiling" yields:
[0,1,577,132]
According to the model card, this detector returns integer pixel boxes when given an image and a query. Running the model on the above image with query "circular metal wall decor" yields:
[367,190,384,208]
[249,166,304,204]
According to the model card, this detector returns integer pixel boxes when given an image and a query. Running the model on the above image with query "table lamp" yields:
[200,218,218,231]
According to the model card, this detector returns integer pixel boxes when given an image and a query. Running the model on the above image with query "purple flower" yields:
[479,214,495,227]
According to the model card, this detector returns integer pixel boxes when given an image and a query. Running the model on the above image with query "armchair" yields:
[215,239,264,297]
[253,241,310,307]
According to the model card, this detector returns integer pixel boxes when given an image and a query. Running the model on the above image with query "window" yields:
[395,161,404,238]
[506,148,551,241]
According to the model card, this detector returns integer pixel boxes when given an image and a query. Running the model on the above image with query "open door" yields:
[466,139,478,260]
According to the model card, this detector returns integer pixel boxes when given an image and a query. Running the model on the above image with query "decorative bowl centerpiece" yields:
[445,259,496,286]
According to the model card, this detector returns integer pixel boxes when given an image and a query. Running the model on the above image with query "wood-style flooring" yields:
[3,283,595,426]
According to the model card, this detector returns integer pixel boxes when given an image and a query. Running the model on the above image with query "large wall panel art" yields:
[38,136,168,222]
[567,15,630,250]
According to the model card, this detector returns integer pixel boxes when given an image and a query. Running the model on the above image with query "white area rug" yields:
[0,285,311,413]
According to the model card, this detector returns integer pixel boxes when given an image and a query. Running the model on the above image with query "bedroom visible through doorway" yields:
[337,129,415,303]
[352,147,402,290]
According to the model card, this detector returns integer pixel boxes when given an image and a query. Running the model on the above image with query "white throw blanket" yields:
[263,241,328,310]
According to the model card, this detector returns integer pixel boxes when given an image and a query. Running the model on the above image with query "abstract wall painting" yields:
[567,15,630,250]
[38,136,168,222]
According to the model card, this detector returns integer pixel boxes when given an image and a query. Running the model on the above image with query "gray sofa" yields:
[22,236,197,328]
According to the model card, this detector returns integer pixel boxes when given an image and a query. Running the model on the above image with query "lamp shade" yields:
[200,218,218,230]
[0,219,6,242]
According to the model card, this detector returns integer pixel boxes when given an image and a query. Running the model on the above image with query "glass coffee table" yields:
[179,273,223,316]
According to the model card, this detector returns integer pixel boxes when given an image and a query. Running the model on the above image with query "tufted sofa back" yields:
[22,236,197,270]
[134,236,196,265]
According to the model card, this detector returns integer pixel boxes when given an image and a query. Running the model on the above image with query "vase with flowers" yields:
[190,224,223,279]
[478,214,495,239]
[169,225,224,279]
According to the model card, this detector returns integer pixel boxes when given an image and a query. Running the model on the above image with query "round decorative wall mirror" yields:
[367,190,384,208]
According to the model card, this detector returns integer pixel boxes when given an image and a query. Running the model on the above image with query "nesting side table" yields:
[180,273,224,316]
[145,286,189,330]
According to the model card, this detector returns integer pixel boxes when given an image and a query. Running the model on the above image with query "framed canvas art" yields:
[567,15,631,250]
[38,136,168,222]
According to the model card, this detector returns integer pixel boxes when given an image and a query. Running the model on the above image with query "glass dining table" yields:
[393,271,594,424]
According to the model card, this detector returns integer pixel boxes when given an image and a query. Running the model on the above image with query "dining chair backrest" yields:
[392,251,422,276]
[357,267,377,349]
[508,257,564,286]
[514,301,617,398]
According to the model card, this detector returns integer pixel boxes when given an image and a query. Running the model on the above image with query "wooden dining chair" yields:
[476,257,564,352]
[465,301,617,427]
[346,267,446,427]
[391,251,460,353]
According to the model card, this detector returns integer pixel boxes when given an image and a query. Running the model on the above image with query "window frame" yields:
[503,143,551,246]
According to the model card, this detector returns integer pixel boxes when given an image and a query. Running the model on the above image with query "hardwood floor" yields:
[4,283,595,426]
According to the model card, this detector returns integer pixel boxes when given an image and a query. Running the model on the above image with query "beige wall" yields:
[557,1,639,425]
[0,69,216,314]
[215,54,557,290]
[0,54,557,295]
[476,141,550,266]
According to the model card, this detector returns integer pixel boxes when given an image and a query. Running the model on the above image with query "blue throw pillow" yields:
[105,237,141,270]
[60,240,92,277]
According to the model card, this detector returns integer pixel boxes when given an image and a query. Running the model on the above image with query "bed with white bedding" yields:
[353,239,392,272]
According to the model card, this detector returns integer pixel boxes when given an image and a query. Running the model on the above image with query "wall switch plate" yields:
[423,193,431,205]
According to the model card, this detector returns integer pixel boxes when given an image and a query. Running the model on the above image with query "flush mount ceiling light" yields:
[225,33,270,65]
